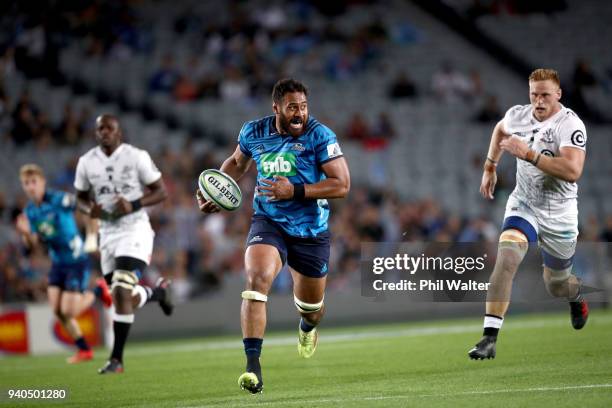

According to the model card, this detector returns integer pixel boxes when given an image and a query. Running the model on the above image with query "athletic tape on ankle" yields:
[483,315,503,329]
[294,295,324,313]
[132,285,148,309]
[112,312,135,323]
[241,290,268,302]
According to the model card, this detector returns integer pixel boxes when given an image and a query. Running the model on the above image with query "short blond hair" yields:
[529,68,560,86]
[19,163,45,180]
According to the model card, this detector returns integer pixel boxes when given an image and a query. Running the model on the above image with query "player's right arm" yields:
[75,189,105,219]
[480,120,510,200]
[15,213,38,249]
[196,145,253,214]
[74,156,106,218]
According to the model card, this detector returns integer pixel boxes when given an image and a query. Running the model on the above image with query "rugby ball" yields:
[198,169,242,211]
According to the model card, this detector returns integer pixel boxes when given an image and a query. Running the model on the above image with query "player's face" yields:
[95,117,121,149]
[529,80,561,121]
[274,92,308,137]
[21,175,46,202]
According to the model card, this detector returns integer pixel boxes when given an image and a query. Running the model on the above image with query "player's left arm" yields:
[532,147,585,183]
[305,157,350,199]
[259,157,350,200]
[114,178,168,216]
[114,151,168,216]
[500,117,586,183]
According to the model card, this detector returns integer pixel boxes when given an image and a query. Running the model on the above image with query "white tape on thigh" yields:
[294,295,324,313]
[241,290,268,302]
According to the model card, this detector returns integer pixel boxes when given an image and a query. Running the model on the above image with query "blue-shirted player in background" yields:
[197,79,350,394]
[16,164,106,364]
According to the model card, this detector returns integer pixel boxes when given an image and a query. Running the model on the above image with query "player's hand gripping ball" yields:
[197,169,242,212]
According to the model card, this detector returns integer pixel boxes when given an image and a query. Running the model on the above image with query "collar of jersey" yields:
[531,103,565,125]
[97,143,125,159]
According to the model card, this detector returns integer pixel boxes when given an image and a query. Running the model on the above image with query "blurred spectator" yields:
[345,113,371,143]
[431,62,471,102]
[55,104,81,145]
[389,71,418,99]
[473,94,502,123]
[219,66,250,101]
[149,55,180,93]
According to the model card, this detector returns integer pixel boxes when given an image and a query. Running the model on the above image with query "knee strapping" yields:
[132,285,148,308]
[498,229,529,258]
[294,295,324,314]
[241,290,268,302]
[111,269,139,291]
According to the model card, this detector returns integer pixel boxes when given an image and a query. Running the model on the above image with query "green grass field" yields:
[2,310,611,407]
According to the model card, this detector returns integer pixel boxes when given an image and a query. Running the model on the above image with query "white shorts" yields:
[99,226,155,275]
[503,194,578,262]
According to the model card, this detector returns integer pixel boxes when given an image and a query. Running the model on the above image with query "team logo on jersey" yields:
[541,129,554,143]
[291,143,306,152]
[327,142,342,159]
[541,149,555,157]
[260,153,297,176]
[571,130,586,147]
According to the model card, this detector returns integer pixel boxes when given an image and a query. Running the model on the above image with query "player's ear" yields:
[557,87,562,101]
[272,103,279,115]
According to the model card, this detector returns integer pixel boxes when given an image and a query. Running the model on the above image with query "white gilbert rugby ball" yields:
[198,169,242,211]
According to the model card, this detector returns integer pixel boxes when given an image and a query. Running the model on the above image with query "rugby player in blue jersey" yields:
[197,79,350,393]
[16,164,104,363]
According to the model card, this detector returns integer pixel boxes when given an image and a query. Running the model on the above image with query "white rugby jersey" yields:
[502,104,587,202]
[74,143,161,234]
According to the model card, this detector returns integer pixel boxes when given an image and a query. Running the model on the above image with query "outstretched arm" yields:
[220,145,254,181]
[196,146,253,213]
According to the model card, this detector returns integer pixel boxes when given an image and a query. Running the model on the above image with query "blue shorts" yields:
[48,259,91,292]
[246,215,330,278]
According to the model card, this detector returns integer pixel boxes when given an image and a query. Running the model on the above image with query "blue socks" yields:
[300,318,316,333]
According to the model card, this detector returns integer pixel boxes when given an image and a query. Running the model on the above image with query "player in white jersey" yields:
[468,69,589,360]
[74,114,173,373]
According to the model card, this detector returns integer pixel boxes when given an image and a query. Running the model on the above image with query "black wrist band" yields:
[130,199,143,212]
[293,184,305,200]
[486,157,498,165]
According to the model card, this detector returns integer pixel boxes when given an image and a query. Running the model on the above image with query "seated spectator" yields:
[431,62,471,102]
[149,54,180,93]
[389,71,418,99]
[474,94,502,123]
[345,112,371,143]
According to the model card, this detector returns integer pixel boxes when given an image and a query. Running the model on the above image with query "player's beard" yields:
[279,114,307,137]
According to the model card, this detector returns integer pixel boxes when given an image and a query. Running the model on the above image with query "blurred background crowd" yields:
[1,0,611,303]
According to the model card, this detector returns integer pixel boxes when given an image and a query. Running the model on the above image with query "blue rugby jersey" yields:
[24,189,87,265]
[238,115,344,237]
